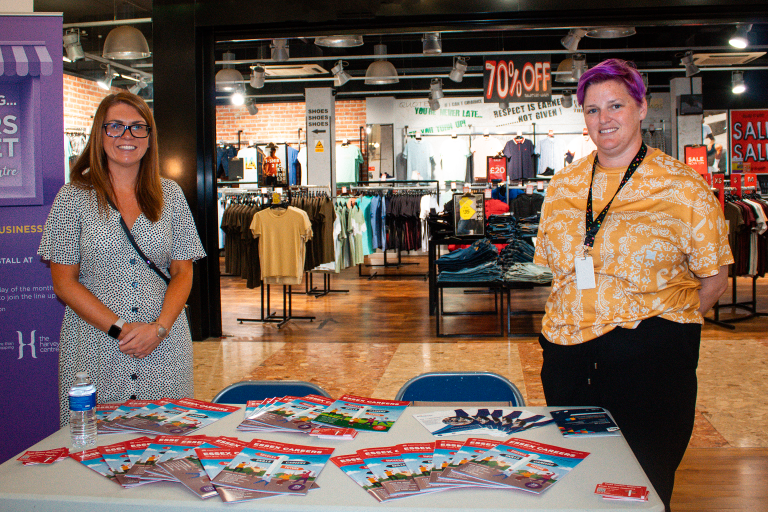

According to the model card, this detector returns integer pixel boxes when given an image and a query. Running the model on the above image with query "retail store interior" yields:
[39,0,768,509]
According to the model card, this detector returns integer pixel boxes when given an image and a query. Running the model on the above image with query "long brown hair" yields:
[69,91,163,222]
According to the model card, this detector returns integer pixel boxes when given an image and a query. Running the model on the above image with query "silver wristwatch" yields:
[154,323,168,339]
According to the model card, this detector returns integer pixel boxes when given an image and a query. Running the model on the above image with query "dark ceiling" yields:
[35,0,768,107]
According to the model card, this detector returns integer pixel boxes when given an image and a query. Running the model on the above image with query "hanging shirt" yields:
[535,136,561,175]
[503,137,535,180]
[438,138,472,182]
[471,135,504,179]
[403,138,435,180]
[286,145,299,185]
[567,135,597,161]
[250,206,312,285]
[336,144,364,184]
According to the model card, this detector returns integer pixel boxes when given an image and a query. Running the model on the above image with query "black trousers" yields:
[539,317,701,512]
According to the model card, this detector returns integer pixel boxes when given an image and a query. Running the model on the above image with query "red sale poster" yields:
[730,109,768,173]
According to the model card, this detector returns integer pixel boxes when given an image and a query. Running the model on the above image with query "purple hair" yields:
[576,58,646,106]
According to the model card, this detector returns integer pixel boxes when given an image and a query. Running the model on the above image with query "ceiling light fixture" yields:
[365,44,399,85]
[250,64,265,89]
[429,78,444,100]
[271,39,289,62]
[729,24,752,49]
[561,29,587,53]
[449,56,468,83]
[554,58,578,83]
[245,100,259,116]
[231,88,245,106]
[97,65,116,90]
[732,71,746,94]
[681,51,700,77]
[331,60,351,87]
[428,92,440,111]
[571,54,587,81]
[63,28,84,62]
[314,35,363,47]
[561,90,573,108]
[585,27,636,38]
[102,25,151,60]
[215,51,244,92]
[422,32,442,54]
[128,75,148,95]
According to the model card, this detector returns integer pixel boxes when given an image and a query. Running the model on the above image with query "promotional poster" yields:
[0,14,64,463]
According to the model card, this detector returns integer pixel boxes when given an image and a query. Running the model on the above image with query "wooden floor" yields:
[193,253,768,511]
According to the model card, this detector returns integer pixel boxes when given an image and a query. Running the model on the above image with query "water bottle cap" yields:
[75,372,88,378]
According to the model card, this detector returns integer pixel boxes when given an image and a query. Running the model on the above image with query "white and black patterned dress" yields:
[38,178,206,426]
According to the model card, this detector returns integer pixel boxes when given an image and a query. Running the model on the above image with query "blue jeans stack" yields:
[436,239,502,282]
[486,214,518,239]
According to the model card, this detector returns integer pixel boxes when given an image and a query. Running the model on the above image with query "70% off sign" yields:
[483,56,552,103]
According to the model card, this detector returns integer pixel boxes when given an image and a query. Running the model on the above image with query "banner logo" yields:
[16,330,37,359]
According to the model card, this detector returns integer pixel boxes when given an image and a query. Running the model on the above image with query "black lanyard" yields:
[584,143,647,249]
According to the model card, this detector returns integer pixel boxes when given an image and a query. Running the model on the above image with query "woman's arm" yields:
[698,265,729,315]
[50,262,121,333]
[118,259,193,358]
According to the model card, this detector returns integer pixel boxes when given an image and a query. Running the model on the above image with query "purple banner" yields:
[0,14,64,463]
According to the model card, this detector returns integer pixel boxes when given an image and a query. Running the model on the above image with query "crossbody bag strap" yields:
[107,197,171,285]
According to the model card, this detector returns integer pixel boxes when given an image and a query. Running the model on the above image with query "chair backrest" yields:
[394,372,525,406]
[212,380,331,404]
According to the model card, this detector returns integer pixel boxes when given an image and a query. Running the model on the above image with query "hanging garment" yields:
[503,137,535,180]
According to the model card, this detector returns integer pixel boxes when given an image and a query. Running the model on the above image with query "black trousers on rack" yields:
[539,316,701,512]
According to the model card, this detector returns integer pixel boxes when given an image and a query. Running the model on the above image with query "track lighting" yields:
[729,24,751,49]
[429,78,444,100]
[365,44,399,85]
[271,39,289,62]
[216,52,244,92]
[422,33,442,54]
[449,56,468,83]
[314,35,363,47]
[331,60,351,87]
[561,91,573,108]
[681,52,699,78]
[63,28,84,62]
[428,92,440,111]
[97,65,116,90]
[128,76,148,95]
[231,90,245,106]
[561,29,587,53]
[585,27,636,39]
[250,64,265,89]
[571,54,587,81]
[245,100,259,116]
[732,71,746,94]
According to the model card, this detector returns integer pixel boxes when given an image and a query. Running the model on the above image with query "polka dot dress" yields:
[38,179,206,426]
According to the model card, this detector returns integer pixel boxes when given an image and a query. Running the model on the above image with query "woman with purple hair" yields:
[533,59,732,511]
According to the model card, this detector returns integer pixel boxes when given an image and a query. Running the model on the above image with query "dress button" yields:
[132,307,139,313]
[130,394,137,400]
[131,374,138,380]
[130,258,137,265]
[131,282,138,288]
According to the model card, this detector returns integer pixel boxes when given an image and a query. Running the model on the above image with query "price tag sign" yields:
[450,182,457,190]
[459,197,477,220]
[537,180,544,191]
[484,188,492,199]
[488,156,506,181]
[463,184,471,194]
[745,173,757,188]
[342,186,347,194]
[525,184,534,195]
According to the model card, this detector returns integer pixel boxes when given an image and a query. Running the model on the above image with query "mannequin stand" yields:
[238,282,315,328]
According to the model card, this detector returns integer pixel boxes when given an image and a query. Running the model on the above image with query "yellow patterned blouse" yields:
[534,147,734,345]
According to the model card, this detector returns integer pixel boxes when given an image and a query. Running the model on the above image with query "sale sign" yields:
[731,109,768,173]
[488,156,506,181]
[484,56,551,103]
[684,145,708,174]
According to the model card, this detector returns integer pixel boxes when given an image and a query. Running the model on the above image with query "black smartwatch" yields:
[108,318,126,339]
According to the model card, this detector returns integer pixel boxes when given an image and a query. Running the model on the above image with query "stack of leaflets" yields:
[550,408,621,438]
[313,395,410,433]
[412,408,554,437]
[209,439,334,499]
[98,398,240,435]
[69,434,335,503]
[237,395,335,433]
[18,447,69,465]
[333,437,589,501]
[594,482,649,502]
[308,427,357,440]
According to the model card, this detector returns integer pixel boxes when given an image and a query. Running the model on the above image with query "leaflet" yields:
[357,446,420,495]
[111,398,240,435]
[413,408,553,437]
[313,395,409,432]
[550,408,621,437]
[330,454,393,503]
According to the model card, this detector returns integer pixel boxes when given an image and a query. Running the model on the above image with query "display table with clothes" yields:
[0,405,663,512]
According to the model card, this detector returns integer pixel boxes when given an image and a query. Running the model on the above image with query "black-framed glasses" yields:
[102,122,151,138]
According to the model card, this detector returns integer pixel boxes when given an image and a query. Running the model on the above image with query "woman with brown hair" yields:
[39,91,205,426]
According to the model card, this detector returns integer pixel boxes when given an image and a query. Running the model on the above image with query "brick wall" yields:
[63,74,121,133]
[216,99,366,145]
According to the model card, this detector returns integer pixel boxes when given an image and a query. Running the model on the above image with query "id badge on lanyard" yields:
[575,249,596,290]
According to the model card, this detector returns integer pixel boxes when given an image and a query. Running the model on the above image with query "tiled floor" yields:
[194,256,768,449]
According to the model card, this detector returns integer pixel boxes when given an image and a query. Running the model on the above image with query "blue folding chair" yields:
[395,372,525,406]
[212,380,331,404]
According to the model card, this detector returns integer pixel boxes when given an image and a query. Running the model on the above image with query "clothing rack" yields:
[347,180,438,280]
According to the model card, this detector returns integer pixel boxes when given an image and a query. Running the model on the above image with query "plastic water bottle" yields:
[69,372,97,450]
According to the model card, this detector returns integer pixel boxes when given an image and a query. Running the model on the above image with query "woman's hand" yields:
[118,322,164,359]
